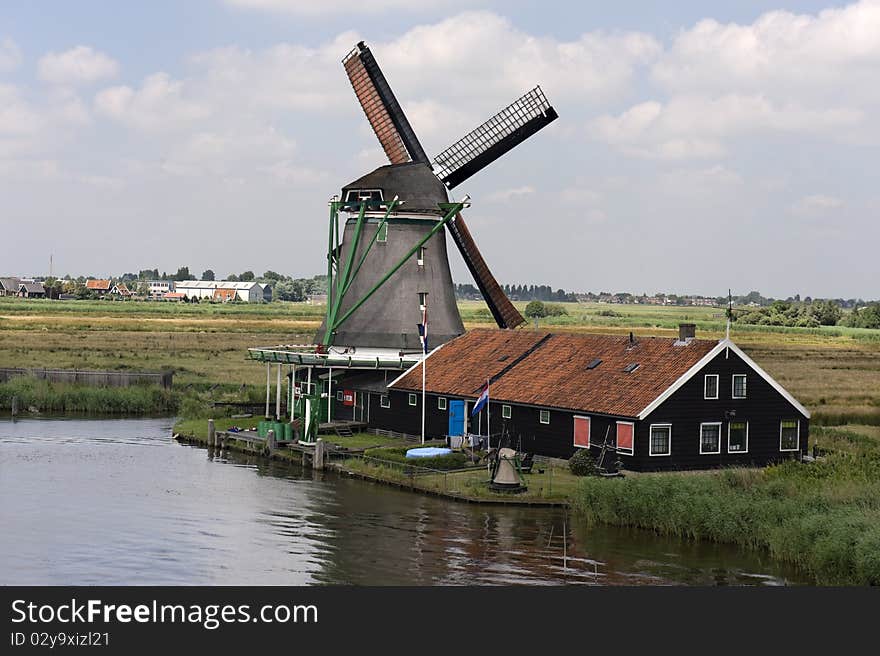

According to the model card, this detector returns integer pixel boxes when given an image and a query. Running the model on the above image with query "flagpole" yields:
[486,378,490,450]
[420,296,427,445]
[421,351,426,444]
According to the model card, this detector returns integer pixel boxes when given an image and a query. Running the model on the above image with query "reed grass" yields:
[0,376,178,415]
[571,425,880,585]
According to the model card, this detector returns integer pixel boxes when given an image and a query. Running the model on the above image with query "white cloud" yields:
[592,94,863,159]
[486,185,535,203]
[791,194,845,216]
[0,85,43,136]
[222,0,456,15]
[653,1,880,98]
[0,38,22,73]
[38,46,120,85]
[95,73,210,130]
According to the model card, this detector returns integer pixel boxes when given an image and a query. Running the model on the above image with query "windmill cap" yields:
[342,162,449,214]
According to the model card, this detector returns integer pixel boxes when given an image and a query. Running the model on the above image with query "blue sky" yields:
[2,1,878,298]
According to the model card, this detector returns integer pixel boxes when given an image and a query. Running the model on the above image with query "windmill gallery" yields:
[246,41,809,474]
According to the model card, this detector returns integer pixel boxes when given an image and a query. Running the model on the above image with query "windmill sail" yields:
[343,42,428,164]
[447,213,525,329]
[433,87,557,190]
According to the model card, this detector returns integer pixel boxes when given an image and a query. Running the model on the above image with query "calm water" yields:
[0,417,805,585]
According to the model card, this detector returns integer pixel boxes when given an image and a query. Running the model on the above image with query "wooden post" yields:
[208,419,215,447]
[314,438,325,470]
[265,362,271,418]
[275,363,282,420]
[267,429,277,452]
[11,395,18,417]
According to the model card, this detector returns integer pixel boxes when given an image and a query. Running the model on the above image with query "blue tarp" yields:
[405,447,452,459]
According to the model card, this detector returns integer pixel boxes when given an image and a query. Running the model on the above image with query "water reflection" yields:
[0,417,803,585]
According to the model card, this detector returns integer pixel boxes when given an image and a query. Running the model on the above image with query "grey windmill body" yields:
[318,163,464,350]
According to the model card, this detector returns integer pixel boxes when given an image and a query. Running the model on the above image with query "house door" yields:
[448,400,465,436]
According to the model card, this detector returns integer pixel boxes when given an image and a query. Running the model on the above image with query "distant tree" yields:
[262,270,284,281]
[524,300,547,318]
[201,269,215,281]
[226,274,239,282]
[239,271,255,282]
[810,300,842,326]
[274,279,305,302]
[138,268,159,280]
[173,266,191,281]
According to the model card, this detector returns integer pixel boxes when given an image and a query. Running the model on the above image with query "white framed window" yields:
[502,405,512,419]
[408,393,417,406]
[699,422,722,454]
[649,424,672,456]
[728,421,749,453]
[380,395,390,408]
[539,410,550,424]
[780,420,800,451]
[417,246,426,267]
[336,390,343,401]
[732,374,747,399]
[616,421,634,455]
[438,397,447,410]
[704,374,719,400]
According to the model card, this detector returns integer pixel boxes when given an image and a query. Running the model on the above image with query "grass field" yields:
[1,297,877,424]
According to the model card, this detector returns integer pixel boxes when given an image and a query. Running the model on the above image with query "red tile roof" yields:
[390,329,718,418]
[86,279,111,290]
[213,288,237,301]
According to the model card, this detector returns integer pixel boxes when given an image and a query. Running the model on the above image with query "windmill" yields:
[317,41,558,352]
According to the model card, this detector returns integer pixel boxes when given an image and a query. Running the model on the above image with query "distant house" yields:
[162,292,186,302]
[86,279,112,296]
[259,283,273,302]
[306,294,328,305]
[18,281,46,299]
[0,277,21,297]
[146,281,175,299]
[110,283,132,298]
[175,280,265,303]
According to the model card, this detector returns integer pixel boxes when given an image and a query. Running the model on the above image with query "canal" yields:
[0,417,805,585]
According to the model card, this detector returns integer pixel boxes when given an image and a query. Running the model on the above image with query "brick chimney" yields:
[679,323,696,341]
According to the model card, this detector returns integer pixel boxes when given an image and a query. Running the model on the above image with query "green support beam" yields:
[328,201,465,335]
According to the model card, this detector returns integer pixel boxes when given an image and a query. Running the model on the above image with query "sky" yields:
[1,0,878,299]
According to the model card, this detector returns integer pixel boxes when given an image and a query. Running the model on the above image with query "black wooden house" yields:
[359,326,811,472]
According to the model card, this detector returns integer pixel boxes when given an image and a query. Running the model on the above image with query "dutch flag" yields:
[471,380,489,416]
[417,305,428,354]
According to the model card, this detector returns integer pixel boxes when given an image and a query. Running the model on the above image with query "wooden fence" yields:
[0,367,173,389]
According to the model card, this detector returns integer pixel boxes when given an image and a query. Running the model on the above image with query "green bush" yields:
[364,446,467,470]
[569,449,597,476]
[524,300,547,318]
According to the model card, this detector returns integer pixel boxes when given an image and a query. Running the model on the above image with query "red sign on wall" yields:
[342,390,355,406]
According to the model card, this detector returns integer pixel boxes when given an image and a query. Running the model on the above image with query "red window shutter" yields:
[616,422,634,454]
[573,416,591,447]
[343,390,355,406]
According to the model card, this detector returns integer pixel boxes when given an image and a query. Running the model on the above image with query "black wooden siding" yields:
[627,348,808,471]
